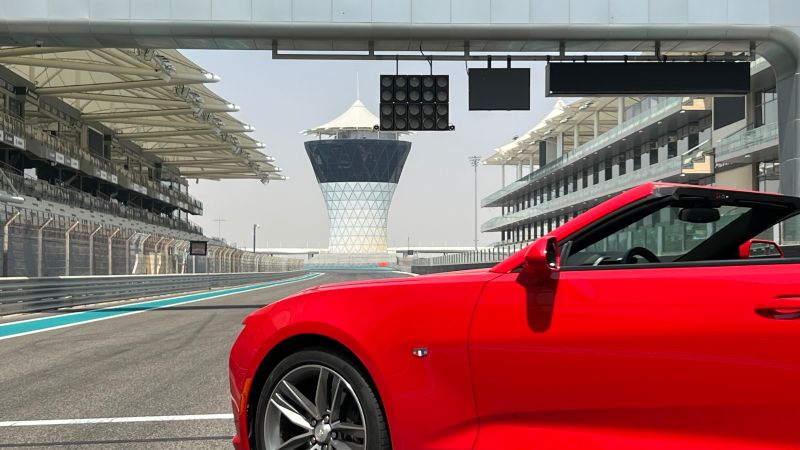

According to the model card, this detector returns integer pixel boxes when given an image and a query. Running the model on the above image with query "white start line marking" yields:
[0,414,234,427]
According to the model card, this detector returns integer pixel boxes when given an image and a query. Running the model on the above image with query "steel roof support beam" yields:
[0,56,174,78]
[53,92,190,108]
[220,126,255,133]
[82,104,237,120]
[92,118,211,128]
[164,154,254,160]
[0,47,82,57]
[181,173,285,180]
[141,145,233,154]
[36,76,217,95]
[165,159,248,166]
[116,129,217,139]
[181,168,282,175]
[138,137,222,145]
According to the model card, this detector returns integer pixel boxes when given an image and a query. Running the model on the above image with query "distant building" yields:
[482,58,784,254]
[304,99,411,254]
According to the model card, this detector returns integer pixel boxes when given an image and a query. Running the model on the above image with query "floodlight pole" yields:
[214,217,226,240]
[253,224,260,253]
[469,156,481,251]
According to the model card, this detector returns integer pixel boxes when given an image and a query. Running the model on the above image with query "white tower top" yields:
[303,99,411,137]
[304,99,379,135]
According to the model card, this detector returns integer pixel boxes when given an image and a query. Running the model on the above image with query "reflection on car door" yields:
[469,263,800,449]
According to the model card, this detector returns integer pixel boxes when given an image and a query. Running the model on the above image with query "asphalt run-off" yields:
[0,271,408,449]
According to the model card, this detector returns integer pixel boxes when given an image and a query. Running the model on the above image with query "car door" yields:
[469,261,800,449]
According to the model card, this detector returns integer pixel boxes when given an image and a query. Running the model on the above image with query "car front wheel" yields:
[254,349,390,450]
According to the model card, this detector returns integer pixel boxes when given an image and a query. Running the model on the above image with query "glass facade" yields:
[319,181,399,254]
[754,88,778,128]
[306,138,411,254]
[305,139,411,183]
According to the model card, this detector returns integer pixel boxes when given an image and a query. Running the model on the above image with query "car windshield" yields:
[564,202,756,266]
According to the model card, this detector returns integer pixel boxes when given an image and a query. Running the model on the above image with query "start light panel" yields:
[380,75,450,131]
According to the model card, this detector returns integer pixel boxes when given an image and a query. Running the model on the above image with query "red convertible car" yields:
[229,182,800,450]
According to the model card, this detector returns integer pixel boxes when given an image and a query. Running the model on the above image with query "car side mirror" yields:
[739,239,784,259]
[522,237,560,281]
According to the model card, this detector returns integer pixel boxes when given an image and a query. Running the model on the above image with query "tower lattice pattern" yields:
[318,181,397,254]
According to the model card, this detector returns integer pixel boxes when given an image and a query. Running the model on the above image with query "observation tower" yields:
[304,99,411,254]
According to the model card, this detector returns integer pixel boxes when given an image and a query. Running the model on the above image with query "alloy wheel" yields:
[264,364,367,450]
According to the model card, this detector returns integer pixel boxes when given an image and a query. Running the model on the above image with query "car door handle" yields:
[756,297,800,320]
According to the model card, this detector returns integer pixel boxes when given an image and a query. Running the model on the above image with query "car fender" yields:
[239,272,499,450]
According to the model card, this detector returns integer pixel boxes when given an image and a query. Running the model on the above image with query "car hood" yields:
[245,268,498,323]
[305,268,492,291]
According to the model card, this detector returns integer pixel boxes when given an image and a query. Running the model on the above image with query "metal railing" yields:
[0,110,203,213]
[0,166,202,234]
[0,271,309,315]
[715,121,779,160]
[482,140,712,232]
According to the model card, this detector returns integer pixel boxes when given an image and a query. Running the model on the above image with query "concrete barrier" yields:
[0,271,309,315]
[411,262,495,275]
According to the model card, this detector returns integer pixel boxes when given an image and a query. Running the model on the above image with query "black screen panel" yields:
[547,62,750,96]
[713,96,746,129]
[87,128,104,157]
[469,68,531,110]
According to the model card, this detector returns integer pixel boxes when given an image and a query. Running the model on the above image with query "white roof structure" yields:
[304,99,382,135]
[483,97,643,166]
[0,47,284,183]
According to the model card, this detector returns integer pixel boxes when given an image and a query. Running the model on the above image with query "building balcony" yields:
[0,165,202,235]
[0,110,203,216]
[482,140,712,232]
[715,121,779,163]
[482,96,702,208]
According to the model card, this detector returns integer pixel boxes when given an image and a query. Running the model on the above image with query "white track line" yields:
[0,414,234,427]
[392,270,419,277]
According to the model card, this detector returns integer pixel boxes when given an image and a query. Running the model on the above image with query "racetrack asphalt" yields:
[0,271,406,449]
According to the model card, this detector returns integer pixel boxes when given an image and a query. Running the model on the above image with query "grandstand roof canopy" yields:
[483,96,643,166]
[1,47,284,182]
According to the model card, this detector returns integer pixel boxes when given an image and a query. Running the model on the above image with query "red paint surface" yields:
[230,183,800,450]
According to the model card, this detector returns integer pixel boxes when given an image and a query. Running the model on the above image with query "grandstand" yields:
[0,47,293,276]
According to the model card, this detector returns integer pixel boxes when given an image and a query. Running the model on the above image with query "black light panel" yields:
[380,75,449,131]
[189,240,208,256]
[546,62,750,96]
[468,68,531,110]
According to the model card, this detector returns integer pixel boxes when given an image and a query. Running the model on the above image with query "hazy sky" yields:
[182,50,557,248]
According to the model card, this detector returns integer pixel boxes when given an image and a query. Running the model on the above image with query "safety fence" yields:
[412,248,512,267]
[0,202,303,278]
[0,271,309,315]
[410,249,511,274]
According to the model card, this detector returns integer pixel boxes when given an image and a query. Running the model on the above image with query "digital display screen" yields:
[189,241,208,256]
[546,62,750,96]
[468,68,531,111]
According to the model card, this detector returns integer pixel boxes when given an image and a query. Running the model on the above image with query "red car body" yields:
[230,183,800,450]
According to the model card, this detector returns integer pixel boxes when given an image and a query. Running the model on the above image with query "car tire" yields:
[254,349,390,450]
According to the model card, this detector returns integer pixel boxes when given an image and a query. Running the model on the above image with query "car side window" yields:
[564,204,751,267]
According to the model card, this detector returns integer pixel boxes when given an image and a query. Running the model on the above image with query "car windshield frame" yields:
[559,186,800,268]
